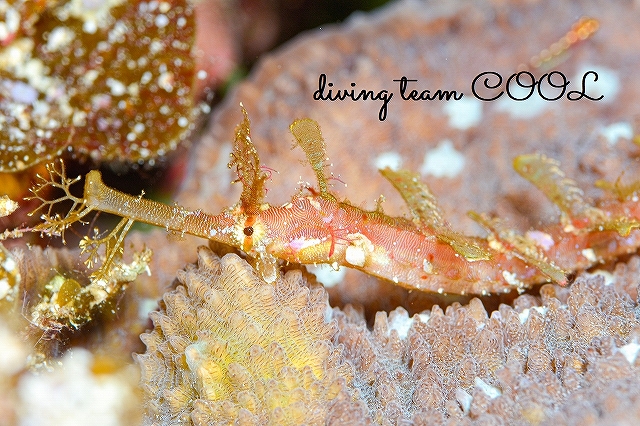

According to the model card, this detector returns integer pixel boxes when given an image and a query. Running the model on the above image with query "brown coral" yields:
[136,246,360,425]
[0,241,150,366]
[0,0,199,171]
[136,249,640,424]
[332,272,640,424]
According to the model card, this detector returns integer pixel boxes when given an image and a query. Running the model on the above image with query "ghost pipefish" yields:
[24,106,640,295]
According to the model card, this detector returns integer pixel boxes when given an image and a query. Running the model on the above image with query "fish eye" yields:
[243,226,254,236]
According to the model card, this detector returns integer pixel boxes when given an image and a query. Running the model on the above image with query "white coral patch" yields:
[107,78,126,97]
[443,97,482,130]
[374,151,403,171]
[8,80,38,104]
[456,388,473,414]
[599,122,633,146]
[474,377,501,399]
[155,14,169,28]
[57,0,127,33]
[46,26,75,52]
[574,65,619,103]
[388,308,413,339]
[0,322,26,375]
[518,306,548,324]
[1,257,16,275]
[0,278,10,300]
[307,264,346,288]
[416,312,431,324]
[420,140,465,178]
[619,342,640,364]
[17,348,136,425]
[495,84,550,119]
[0,7,19,42]
[583,270,615,286]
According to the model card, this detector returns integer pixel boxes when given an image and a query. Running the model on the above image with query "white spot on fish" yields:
[289,237,322,252]
[308,198,322,211]
[422,259,433,274]
[526,230,554,251]
[581,248,597,262]
[502,270,521,286]
[345,245,366,267]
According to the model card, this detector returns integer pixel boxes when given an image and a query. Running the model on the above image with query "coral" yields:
[0,319,28,425]
[15,347,142,425]
[135,249,640,425]
[332,273,640,424]
[136,246,361,425]
[0,0,200,171]
[0,241,150,366]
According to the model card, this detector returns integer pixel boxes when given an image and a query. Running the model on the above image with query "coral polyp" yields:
[136,246,356,425]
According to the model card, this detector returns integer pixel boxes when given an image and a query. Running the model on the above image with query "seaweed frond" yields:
[23,161,143,282]
[79,218,136,280]
[26,160,92,243]
[595,175,640,202]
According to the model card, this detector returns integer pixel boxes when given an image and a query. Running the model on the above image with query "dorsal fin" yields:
[228,105,268,215]
[379,168,444,228]
[513,154,590,218]
[381,167,491,261]
[514,153,640,235]
[290,118,334,200]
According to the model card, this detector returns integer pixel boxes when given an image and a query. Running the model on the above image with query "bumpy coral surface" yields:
[137,250,640,425]
[136,246,359,425]
[333,271,640,424]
